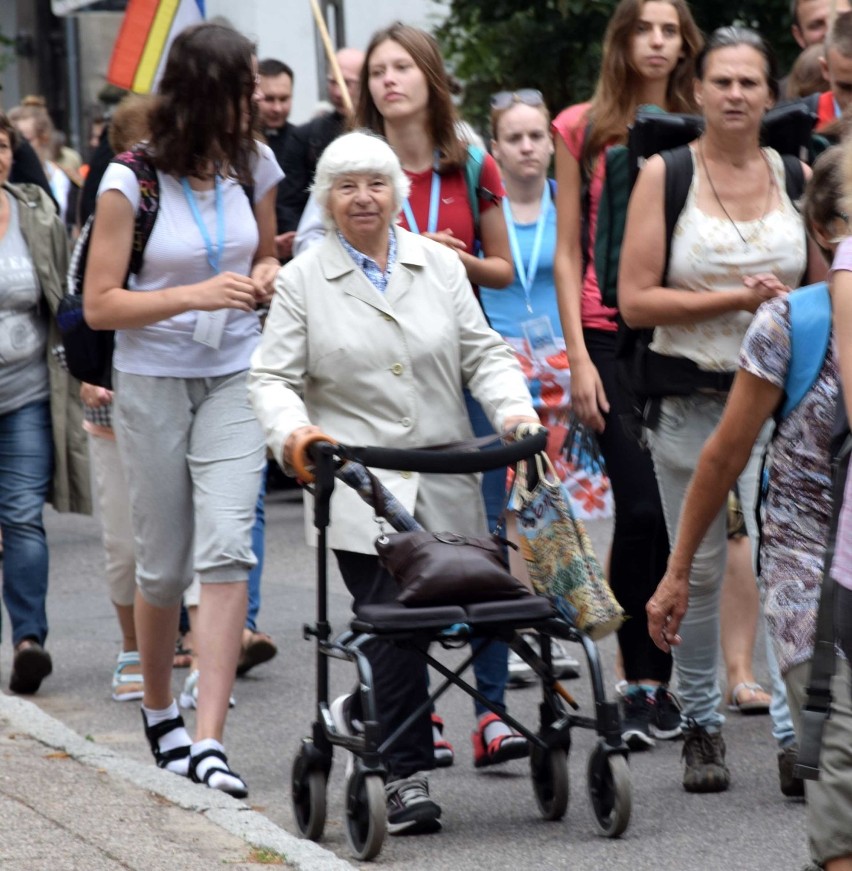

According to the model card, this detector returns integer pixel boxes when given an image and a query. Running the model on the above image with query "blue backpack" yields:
[778,281,831,419]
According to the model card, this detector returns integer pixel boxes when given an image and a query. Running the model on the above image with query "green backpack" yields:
[582,106,702,309]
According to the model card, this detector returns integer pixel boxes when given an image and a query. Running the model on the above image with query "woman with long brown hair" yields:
[84,22,282,797]
[552,0,703,752]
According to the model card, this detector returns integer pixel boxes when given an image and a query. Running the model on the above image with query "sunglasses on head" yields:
[490,89,545,110]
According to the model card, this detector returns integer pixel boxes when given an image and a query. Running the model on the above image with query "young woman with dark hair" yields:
[84,22,282,798]
[552,0,703,753]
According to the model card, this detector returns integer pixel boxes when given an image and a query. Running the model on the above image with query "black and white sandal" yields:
[189,742,248,799]
[141,709,191,775]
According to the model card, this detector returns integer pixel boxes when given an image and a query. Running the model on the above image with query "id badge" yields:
[192,310,227,349]
[522,315,558,364]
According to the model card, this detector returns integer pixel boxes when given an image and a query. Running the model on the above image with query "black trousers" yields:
[334,550,435,779]
[584,328,673,683]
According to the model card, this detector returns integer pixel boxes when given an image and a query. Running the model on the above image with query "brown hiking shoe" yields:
[682,720,730,793]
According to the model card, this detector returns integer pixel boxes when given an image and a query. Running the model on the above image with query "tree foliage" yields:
[435,0,797,130]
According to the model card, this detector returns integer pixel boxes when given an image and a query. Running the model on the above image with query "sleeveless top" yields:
[650,147,807,373]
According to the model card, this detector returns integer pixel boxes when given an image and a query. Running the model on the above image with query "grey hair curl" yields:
[312,130,410,228]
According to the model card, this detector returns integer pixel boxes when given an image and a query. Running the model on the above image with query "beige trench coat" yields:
[249,226,535,554]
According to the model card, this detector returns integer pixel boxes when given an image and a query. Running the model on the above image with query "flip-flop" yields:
[236,631,278,676]
[727,681,771,715]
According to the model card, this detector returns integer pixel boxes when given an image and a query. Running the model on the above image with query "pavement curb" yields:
[0,692,354,871]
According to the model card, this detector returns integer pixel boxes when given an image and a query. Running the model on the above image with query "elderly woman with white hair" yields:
[249,130,538,836]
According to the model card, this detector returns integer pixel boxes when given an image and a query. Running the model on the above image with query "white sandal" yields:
[112,650,144,702]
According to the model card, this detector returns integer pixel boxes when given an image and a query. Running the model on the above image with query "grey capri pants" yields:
[114,369,266,608]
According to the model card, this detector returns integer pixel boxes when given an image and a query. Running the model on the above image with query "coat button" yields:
[400,471,412,479]
[391,363,404,375]
[401,417,412,427]
[382,313,393,321]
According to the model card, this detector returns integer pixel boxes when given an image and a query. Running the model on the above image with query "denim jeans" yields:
[648,393,792,737]
[463,389,509,716]
[245,466,267,633]
[0,400,53,646]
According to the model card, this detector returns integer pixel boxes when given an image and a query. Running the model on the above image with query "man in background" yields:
[257,58,298,261]
[300,46,364,166]
[817,10,852,133]
[781,0,852,97]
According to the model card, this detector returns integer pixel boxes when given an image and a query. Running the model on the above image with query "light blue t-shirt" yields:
[479,197,561,340]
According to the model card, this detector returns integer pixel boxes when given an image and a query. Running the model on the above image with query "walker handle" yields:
[319,427,548,474]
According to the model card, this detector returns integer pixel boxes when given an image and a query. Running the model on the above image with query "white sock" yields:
[481,715,515,745]
[191,738,246,794]
[432,723,443,744]
[142,700,191,775]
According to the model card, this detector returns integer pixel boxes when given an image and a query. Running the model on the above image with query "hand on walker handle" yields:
[285,426,335,482]
[505,417,546,439]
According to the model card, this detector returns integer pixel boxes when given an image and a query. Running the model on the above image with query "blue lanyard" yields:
[503,182,551,313]
[402,166,441,235]
[180,176,225,275]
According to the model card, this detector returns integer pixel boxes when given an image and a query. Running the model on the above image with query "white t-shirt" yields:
[97,142,283,377]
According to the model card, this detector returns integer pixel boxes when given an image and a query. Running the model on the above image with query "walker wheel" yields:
[587,745,631,837]
[344,770,387,860]
[530,745,569,820]
[291,759,327,841]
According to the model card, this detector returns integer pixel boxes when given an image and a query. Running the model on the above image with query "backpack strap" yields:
[112,147,160,277]
[780,152,806,202]
[579,121,593,280]
[795,423,850,780]
[660,145,693,284]
[781,282,831,419]
[463,143,494,243]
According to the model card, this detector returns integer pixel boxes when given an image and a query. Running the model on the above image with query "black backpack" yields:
[583,100,817,311]
[57,148,160,389]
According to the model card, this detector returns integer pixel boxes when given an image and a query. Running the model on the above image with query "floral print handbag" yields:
[508,452,624,640]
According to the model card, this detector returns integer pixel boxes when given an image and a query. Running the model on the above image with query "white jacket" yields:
[249,225,535,553]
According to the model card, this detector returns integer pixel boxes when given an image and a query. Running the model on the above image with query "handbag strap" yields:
[795,433,852,779]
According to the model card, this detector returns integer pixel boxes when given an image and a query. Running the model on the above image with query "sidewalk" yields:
[0,692,353,871]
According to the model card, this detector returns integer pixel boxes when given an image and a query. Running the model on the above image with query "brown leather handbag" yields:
[375,530,530,607]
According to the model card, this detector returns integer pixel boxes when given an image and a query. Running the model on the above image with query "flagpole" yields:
[309,0,353,116]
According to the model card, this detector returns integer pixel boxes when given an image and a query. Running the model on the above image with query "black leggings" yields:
[584,328,672,683]
[334,550,434,780]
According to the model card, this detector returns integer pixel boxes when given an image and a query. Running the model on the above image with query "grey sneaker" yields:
[385,773,442,835]
[508,633,580,686]
[682,720,730,793]
[778,744,806,798]
[179,669,235,710]
[330,694,360,779]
